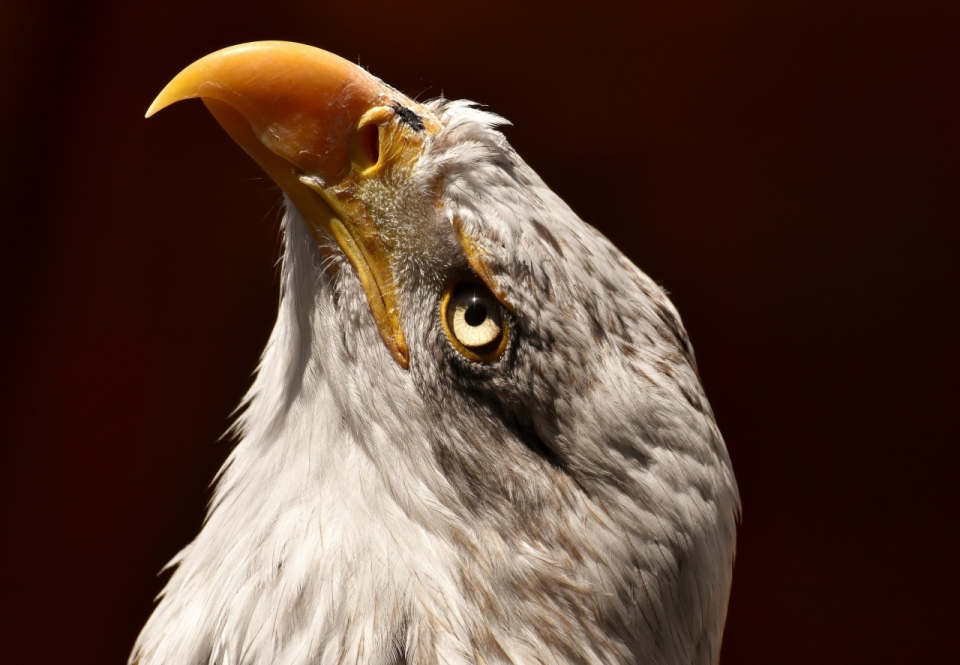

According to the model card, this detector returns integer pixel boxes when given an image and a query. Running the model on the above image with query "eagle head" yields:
[134,41,739,665]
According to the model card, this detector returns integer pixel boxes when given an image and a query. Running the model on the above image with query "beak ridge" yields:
[148,41,417,368]
[146,41,385,185]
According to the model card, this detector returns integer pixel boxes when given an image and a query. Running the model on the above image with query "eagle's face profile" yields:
[133,42,739,665]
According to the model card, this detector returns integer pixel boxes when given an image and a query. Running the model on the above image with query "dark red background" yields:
[1,1,957,663]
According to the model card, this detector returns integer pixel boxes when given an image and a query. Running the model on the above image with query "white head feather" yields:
[132,81,738,665]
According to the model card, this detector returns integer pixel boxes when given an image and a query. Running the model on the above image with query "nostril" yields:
[357,122,380,167]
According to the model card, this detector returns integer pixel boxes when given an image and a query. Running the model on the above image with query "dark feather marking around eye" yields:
[526,262,553,302]
[391,104,425,132]
[510,419,600,501]
[513,420,570,478]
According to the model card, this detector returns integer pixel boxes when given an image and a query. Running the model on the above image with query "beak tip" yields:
[145,86,186,119]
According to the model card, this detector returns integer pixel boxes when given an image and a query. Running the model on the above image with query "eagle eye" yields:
[441,281,508,362]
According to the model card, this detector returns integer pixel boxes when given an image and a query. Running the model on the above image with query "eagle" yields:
[133,41,739,665]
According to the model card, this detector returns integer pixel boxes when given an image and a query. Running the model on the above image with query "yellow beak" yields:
[147,41,437,368]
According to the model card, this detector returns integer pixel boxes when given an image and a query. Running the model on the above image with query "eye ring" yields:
[440,280,509,362]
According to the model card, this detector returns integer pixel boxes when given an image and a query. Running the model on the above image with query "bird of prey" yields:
[133,41,739,665]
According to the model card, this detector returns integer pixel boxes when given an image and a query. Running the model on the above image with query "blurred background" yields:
[1,0,957,663]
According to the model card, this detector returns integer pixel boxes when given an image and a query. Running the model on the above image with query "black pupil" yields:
[464,297,488,327]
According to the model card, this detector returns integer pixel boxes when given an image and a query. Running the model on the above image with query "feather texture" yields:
[131,99,739,665]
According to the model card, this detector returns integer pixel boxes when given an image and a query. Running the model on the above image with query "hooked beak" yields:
[148,41,441,368]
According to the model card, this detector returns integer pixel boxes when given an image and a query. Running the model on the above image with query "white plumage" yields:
[133,44,739,665]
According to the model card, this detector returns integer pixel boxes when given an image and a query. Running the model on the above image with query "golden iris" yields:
[441,281,509,362]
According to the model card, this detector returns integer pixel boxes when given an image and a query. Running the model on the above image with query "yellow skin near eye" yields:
[440,281,509,363]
